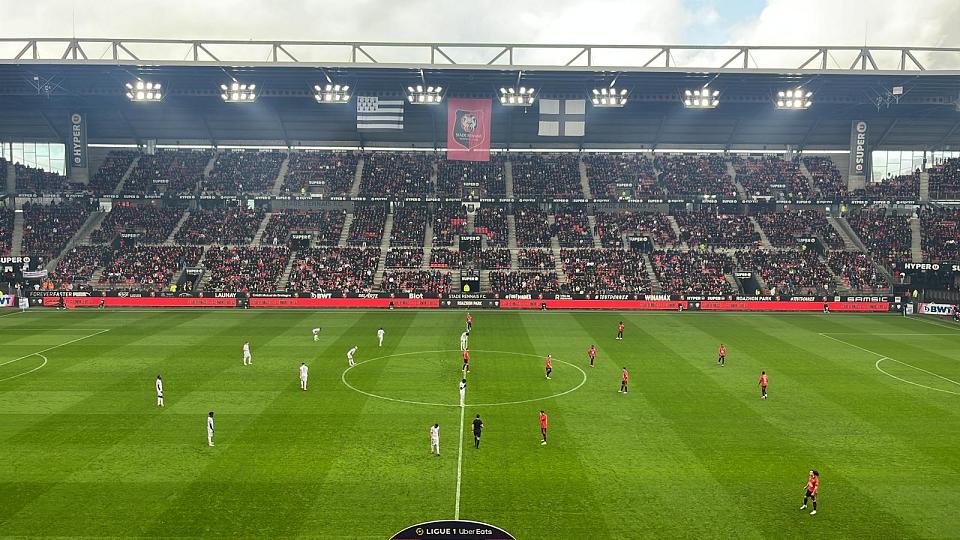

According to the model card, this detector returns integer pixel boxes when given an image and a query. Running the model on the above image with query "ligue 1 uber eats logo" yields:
[391,519,514,540]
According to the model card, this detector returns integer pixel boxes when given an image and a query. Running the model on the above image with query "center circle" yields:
[341,349,587,407]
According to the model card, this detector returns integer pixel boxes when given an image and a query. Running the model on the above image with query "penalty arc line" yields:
[0,354,47,382]
[0,329,111,369]
[819,332,960,396]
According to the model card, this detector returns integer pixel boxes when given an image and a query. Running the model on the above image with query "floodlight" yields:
[682,86,719,108]
[406,84,445,105]
[125,79,164,101]
[313,81,351,104]
[499,85,537,107]
[220,81,258,103]
[775,87,812,109]
[590,87,629,107]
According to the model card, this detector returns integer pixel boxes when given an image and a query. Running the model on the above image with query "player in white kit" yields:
[460,331,469,352]
[299,362,309,391]
[207,411,215,447]
[155,375,164,407]
[430,423,440,456]
[312,328,321,342]
[347,346,358,367]
[242,341,252,365]
[459,378,467,406]
[377,327,385,347]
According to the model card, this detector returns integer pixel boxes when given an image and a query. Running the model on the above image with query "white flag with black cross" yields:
[538,99,586,137]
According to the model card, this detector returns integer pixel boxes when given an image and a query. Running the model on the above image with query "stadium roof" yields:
[1,39,960,150]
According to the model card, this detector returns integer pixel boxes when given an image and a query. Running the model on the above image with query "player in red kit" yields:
[717,343,726,367]
[801,470,820,515]
[538,410,548,445]
[544,354,553,379]
[466,312,473,331]
[616,321,625,340]
[462,349,470,373]
[619,367,629,393]
[758,371,768,399]
[587,345,597,368]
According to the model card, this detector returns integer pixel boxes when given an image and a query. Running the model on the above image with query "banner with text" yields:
[849,120,868,181]
[447,98,491,162]
[68,112,89,183]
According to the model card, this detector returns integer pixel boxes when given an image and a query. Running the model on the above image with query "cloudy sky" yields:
[1,0,958,67]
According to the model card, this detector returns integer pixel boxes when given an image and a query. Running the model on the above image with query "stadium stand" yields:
[123,149,212,195]
[0,206,12,256]
[655,154,736,197]
[825,251,889,291]
[431,205,468,247]
[360,152,432,196]
[517,249,554,270]
[380,270,452,294]
[593,211,677,249]
[553,207,593,248]
[175,207,264,245]
[559,249,652,294]
[391,206,429,246]
[286,247,379,292]
[846,209,912,263]
[90,204,184,244]
[583,152,658,198]
[437,156,505,196]
[202,246,290,292]
[15,163,69,194]
[755,210,844,249]
[735,249,834,295]
[673,212,758,248]
[475,206,508,247]
[857,173,920,199]
[429,248,464,268]
[927,158,960,199]
[385,248,423,268]
[51,245,109,286]
[22,200,92,259]
[261,209,346,247]
[920,207,960,263]
[802,156,846,198]
[87,151,138,195]
[651,250,735,295]
[478,249,511,270]
[489,271,560,293]
[515,205,553,247]
[511,153,582,197]
[99,246,203,290]
[203,150,284,194]
[732,156,812,199]
[283,151,358,195]
[347,204,387,246]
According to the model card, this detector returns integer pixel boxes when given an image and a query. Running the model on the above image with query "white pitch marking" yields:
[0,354,47,382]
[455,394,466,520]
[0,329,111,369]
[906,315,960,331]
[0,310,24,318]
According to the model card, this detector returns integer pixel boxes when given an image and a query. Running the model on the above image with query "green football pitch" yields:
[1,309,959,539]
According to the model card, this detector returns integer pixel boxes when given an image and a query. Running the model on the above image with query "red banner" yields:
[447,98,491,161]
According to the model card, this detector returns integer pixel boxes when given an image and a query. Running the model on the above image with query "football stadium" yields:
[1,4,960,538]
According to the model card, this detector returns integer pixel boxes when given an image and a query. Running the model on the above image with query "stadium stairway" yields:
[726,272,744,293]
[821,255,852,293]
[75,211,110,246]
[910,217,923,262]
[338,213,353,248]
[504,160,515,198]
[578,158,592,198]
[466,211,476,234]
[829,216,867,253]
[919,170,930,202]
[47,211,107,271]
[829,154,852,192]
[270,153,290,195]
[251,212,274,246]
[430,161,438,193]
[586,214,602,248]
[165,210,191,245]
[278,251,297,289]
[750,216,773,249]
[480,270,490,292]
[666,215,688,250]
[727,161,748,199]
[202,151,218,179]
[797,159,818,193]
[641,254,662,293]
[349,157,364,197]
[373,212,394,288]
[10,209,24,256]
[112,154,141,195]
[422,219,434,270]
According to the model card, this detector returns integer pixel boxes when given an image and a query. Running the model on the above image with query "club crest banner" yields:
[447,98,491,162]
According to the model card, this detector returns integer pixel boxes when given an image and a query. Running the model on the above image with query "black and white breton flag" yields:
[356,96,404,130]
[538,99,586,137]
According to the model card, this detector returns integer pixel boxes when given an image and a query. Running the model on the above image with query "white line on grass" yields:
[820,332,959,336]
[0,310,24,318]
[819,332,960,396]
[0,329,111,369]
[906,315,960,331]
[455,396,465,520]
[0,354,47,382]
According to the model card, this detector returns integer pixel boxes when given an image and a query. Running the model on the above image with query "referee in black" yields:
[472,414,483,449]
